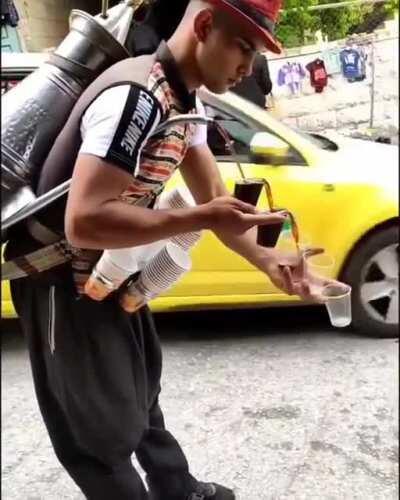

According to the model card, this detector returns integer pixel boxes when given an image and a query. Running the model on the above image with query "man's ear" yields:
[193,9,214,42]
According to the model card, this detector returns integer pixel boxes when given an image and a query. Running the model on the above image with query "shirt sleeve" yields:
[188,96,208,148]
[79,84,162,175]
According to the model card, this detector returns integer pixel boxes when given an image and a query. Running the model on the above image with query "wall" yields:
[267,20,399,139]
[14,0,101,51]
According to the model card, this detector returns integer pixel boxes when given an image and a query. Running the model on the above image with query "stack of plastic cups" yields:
[120,242,192,312]
[84,237,168,301]
[84,249,139,301]
[120,188,202,312]
[85,188,201,302]
[159,187,202,251]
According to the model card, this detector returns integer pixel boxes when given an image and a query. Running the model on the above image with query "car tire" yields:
[341,225,399,339]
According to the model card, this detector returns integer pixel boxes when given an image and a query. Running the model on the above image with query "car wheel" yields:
[342,225,399,338]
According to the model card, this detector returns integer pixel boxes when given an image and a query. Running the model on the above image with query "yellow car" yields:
[1,59,399,338]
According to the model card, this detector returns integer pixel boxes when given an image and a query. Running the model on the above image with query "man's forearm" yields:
[66,200,208,250]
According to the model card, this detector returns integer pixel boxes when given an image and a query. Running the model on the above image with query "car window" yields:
[204,103,307,166]
[204,104,257,159]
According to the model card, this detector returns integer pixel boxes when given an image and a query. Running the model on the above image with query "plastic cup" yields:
[140,242,192,297]
[234,179,264,206]
[321,283,352,328]
[257,207,287,248]
[158,187,195,210]
[305,252,335,279]
[157,188,201,251]
[257,222,284,248]
[171,231,202,251]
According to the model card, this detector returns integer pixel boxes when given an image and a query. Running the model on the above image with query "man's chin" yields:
[205,82,230,94]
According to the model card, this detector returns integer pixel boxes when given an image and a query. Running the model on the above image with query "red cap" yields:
[209,0,283,54]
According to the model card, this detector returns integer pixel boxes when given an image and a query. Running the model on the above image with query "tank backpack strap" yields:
[1,240,80,281]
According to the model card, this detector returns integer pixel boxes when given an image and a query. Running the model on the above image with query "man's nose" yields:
[238,63,252,79]
[242,56,255,77]
[244,62,253,77]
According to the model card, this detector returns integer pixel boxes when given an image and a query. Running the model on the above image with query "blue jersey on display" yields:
[340,48,362,80]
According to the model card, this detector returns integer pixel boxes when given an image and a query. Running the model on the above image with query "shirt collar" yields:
[156,41,196,112]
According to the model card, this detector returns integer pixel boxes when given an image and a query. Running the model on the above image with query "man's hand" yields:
[201,196,287,235]
[261,247,340,301]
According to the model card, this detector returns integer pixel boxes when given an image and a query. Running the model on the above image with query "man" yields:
[231,52,272,107]
[7,1,329,499]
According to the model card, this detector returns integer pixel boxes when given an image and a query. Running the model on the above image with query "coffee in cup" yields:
[234,179,265,206]
[256,208,287,248]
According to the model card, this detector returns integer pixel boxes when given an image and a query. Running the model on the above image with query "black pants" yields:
[11,278,198,499]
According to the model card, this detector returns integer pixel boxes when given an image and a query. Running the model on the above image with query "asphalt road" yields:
[2,306,399,500]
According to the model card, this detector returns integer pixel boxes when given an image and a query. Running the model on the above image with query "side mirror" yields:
[250,132,290,165]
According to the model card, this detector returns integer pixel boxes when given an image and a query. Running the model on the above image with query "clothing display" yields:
[277,61,306,95]
[321,48,342,75]
[340,47,363,82]
[306,59,328,93]
[272,40,372,101]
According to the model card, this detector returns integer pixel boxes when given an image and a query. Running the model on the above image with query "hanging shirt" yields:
[321,48,342,75]
[340,48,362,81]
[306,59,328,93]
[277,62,306,95]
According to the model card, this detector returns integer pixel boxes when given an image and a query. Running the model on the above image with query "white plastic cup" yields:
[128,240,166,270]
[86,250,139,300]
[171,231,201,251]
[158,187,201,251]
[157,187,196,209]
[139,242,192,298]
[91,188,198,305]
[157,187,201,251]
[123,242,192,310]
[321,283,352,328]
[305,252,335,279]
[98,248,139,280]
